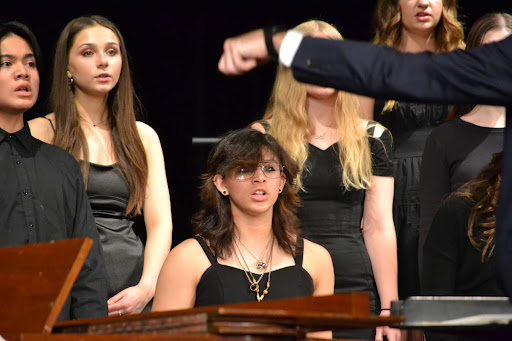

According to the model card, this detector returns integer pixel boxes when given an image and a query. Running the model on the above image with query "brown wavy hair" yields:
[374,0,465,112]
[445,12,512,121]
[50,15,147,215]
[452,152,502,262]
[192,128,300,259]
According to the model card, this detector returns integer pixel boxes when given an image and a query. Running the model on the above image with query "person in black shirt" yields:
[0,21,107,320]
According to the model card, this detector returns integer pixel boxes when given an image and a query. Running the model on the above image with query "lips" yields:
[97,73,111,78]
[15,83,31,92]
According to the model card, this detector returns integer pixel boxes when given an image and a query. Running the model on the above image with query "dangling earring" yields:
[68,77,74,86]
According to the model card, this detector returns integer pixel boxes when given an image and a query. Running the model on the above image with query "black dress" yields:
[422,196,504,341]
[298,122,393,340]
[87,163,151,312]
[419,117,504,271]
[374,100,450,298]
[193,236,314,306]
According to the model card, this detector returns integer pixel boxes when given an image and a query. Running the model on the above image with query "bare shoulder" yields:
[28,113,56,144]
[364,119,387,138]
[250,118,272,134]
[165,237,210,271]
[303,238,331,261]
[136,121,159,141]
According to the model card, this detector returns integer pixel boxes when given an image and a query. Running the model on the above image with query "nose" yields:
[252,166,266,182]
[15,64,29,79]
[417,0,429,7]
[97,52,109,67]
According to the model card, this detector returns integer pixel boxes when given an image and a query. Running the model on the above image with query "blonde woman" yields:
[358,0,465,301]
[252,20,399,341]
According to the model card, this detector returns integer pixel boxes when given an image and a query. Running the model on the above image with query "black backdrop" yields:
[2,1,510,247]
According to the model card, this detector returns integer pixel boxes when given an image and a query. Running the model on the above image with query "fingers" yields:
[218,29,267,76]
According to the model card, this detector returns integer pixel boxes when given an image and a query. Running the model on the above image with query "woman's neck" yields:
[74,91,109,126]
[399,28,436,53]
[232,212,274,247]
[461,105,506,128]
[306,95,337,128]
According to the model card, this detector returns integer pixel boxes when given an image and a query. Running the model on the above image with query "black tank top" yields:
[194,236,314,306]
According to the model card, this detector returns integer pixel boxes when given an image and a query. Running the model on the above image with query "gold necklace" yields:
[238,236,272,270]
[234,236,273,302]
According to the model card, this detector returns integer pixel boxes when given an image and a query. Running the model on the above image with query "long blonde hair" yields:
[262,20,373,191]
[374,0,465,112]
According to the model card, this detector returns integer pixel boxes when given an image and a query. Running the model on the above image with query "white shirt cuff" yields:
[279,30,304,67]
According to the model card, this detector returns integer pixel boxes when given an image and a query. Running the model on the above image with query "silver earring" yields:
[68,77,74,86]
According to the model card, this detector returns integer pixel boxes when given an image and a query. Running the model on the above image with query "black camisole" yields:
[193,236,314,307]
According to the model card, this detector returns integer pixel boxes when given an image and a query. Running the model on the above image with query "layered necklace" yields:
[234,235,274,302]
[238,235,272,270]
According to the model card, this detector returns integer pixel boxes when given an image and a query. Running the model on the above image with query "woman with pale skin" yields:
[153,128,334,339]
[420,12,511,274]
[357,0,464,309]
[251,20,399,341]
[29,15,172,316]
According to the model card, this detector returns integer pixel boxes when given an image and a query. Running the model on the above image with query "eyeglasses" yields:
[234,161,284,181]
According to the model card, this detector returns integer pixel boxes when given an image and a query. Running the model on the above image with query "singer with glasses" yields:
[153,128,334,337]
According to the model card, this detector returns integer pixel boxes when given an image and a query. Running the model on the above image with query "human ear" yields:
[213,174,229,196]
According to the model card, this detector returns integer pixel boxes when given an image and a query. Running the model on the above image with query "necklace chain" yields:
[238,236,272,270]
[313,127,329,139]
[234,236,273,302]
[80,115,108,127]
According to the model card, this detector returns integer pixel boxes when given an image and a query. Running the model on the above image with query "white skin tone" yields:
[29,25,172,316]
[0,35,39,132]
[359,0,443,119]
[251,29,399,341]
[153,151,334,339]
[461,27,511,128]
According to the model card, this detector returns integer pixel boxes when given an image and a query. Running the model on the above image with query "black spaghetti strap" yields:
[293,237,304,266]
[193,235,218,264]
[44,117,56,132]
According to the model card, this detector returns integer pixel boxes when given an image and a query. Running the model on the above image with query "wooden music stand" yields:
[0,238,92,341]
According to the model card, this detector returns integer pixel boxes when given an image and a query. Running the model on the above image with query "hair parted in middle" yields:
[261,19,374,192]
[50,15,147,215]
[192,128,300,259]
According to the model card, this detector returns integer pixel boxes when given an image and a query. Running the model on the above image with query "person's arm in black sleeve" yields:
[291,36,512,106]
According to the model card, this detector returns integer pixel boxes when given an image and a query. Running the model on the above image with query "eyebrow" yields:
[77,42,120,49]
[0,53,35,60]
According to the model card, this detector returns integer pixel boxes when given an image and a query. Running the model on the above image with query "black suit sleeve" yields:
[291,35,512,106]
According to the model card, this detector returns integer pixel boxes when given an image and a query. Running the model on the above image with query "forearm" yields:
[363,225,398,309]
[139,223,172,295]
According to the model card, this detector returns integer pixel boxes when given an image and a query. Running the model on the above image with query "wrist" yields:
[263,25,285,61]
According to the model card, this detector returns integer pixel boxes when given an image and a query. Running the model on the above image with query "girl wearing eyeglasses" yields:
[153,128,333,337]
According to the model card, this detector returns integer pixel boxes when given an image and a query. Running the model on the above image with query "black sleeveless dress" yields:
[87,163,150,312]
[193,236,314,306]
[374,100,449,299]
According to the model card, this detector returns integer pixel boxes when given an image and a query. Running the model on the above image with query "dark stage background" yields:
[2,1,510,247]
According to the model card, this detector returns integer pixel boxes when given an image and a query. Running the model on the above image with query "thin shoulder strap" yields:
[44,117,56,132]
[293,236,305,266]
[193,235,218,264]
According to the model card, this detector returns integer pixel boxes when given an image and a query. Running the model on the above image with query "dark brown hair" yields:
[192,128,301,259]
[452,152,502,262]
[0,21,41,70]
[51,15,147,215]
[445,13,512,121]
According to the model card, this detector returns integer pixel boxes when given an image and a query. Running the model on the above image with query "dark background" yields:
[2,1,510,247]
